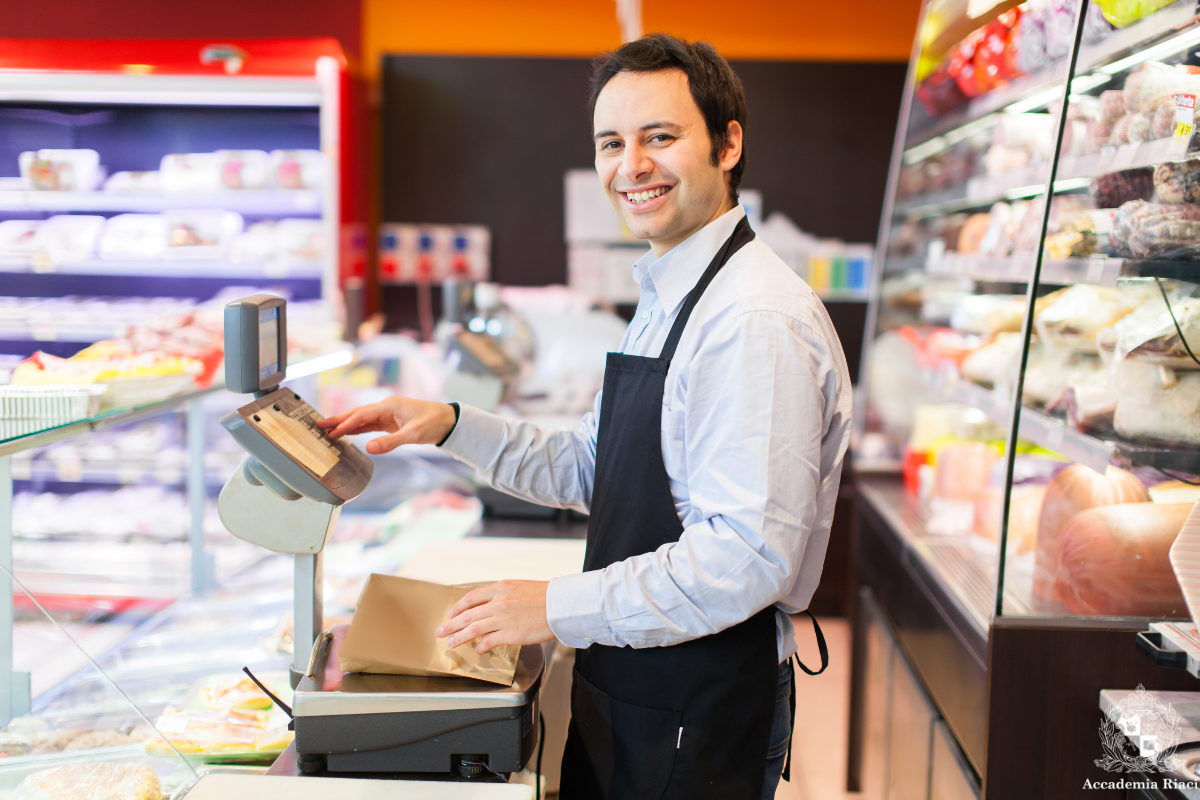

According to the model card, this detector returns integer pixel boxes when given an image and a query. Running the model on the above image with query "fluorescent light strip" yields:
[283,348,354,381]
[1097,25,1200,75]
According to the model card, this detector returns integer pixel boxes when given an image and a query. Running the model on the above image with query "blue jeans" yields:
[762,658,794,799]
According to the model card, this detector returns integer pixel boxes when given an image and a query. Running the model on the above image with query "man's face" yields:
[593,69,741,255]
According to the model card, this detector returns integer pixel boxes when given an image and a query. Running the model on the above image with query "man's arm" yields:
[319,393,602,513]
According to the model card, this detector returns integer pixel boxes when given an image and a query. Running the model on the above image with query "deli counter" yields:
[850,0,1200,797]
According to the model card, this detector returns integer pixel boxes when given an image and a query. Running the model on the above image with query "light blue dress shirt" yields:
[440,205,852,662]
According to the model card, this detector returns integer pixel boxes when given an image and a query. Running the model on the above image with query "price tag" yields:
[1175,93,1196,140]
[1087,259,1104,285]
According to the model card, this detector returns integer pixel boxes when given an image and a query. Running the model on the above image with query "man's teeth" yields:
[627,187,667,204]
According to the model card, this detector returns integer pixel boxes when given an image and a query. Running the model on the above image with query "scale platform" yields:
[292,626,544,776]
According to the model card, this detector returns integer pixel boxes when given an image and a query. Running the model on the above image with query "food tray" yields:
[0,385,106,420]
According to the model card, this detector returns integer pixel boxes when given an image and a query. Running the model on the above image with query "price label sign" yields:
[1175,93,1196,140]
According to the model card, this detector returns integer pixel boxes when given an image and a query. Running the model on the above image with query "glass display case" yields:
[861,0,1200,628]
[851,1,1200,795]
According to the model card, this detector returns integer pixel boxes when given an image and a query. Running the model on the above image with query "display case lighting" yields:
[1095,24,1200,76]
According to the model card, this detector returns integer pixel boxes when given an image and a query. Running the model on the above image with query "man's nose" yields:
[618,142,653,184]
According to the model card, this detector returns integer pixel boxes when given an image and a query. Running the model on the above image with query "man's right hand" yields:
[316,397,457,455]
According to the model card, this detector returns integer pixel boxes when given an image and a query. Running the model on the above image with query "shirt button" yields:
[642,311,649,319]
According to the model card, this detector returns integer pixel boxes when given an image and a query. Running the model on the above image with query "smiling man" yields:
[319,33,851,799]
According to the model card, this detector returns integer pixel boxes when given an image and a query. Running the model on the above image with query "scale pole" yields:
[292,553,323,687]
[187,400,215,593]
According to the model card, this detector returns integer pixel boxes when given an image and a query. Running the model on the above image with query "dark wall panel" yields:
[380,56,906,321]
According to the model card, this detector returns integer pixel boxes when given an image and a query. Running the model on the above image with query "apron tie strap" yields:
[782,612,829,784]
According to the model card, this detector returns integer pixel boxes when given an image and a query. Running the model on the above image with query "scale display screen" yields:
[259,307,281,382]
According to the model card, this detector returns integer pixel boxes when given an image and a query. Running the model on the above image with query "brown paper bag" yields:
[338,573,518,686]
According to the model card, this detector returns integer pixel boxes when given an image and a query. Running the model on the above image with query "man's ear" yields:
[720,120,743,172]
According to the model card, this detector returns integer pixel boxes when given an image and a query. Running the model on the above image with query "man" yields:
[320,33,851,800]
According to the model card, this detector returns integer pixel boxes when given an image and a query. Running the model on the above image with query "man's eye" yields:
[601,140,622,151]
[650,134,674,143]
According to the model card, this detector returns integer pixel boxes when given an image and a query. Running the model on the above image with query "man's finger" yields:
[447,618,501,649]
[315,411,351,429]
[447,584,499,618]
[436,604,488,639]
[326,407,383,440]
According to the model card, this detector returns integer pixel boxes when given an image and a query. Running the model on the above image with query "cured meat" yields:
[1055,502,1191,617]
[1154,160,1200,203]
[1089,167,1154,208]
[1113,359,1200,444]
[1110,200,1200,258]
[1098,89,1126,124]
[1126,112,1152,143]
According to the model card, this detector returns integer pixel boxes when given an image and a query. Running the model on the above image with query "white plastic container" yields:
[216,150,273,190]
[229,221,277,264]
[271,149,327,190]
[98,214,168,260]
[0,220,42,258]
[32,215,106,263]
[164,209,243,260]
[18,149,102,191]
[0,385,106,420]
[160,153,221,196]
[276,218,325,266]
[103,170,162,195]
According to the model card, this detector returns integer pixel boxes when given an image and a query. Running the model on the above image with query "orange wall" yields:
[363,0,921,78]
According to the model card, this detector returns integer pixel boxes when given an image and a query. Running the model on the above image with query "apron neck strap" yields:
[658,214,755,365]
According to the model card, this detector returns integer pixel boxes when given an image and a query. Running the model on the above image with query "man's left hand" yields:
[437,580,556,653]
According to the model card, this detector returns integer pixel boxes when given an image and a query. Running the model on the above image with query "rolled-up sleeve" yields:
[545,308,840,649]
[439,398,601,514]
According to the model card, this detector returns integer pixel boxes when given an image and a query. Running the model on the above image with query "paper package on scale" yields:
[338,574,518,686]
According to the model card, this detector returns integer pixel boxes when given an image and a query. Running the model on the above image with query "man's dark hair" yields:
[589,33,747,200]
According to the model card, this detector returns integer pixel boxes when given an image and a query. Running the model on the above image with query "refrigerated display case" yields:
[851,1,1200,796]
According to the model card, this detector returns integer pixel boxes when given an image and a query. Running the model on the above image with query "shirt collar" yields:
[631,205,747,316]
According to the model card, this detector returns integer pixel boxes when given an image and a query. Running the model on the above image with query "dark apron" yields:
[558,216,778,800]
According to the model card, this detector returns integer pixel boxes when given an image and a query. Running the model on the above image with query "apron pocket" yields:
[572,667,681,800]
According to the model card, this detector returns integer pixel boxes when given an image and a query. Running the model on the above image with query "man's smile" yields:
[620,184,674,207]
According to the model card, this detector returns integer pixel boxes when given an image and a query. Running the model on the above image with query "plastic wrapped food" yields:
[1091,119,1115,150]
[1033,464,1149,602]
[1110,200,1200,258]
[1154,160,1200,204]
[1034,284,1147,354]
[950,29,990,98]
[1124,62,1182,113]
[1112,114,1135,144]
[0,220,41,258]
[1096,0,1182,27]
[14,762,162,800]
[272,149,327,190]
[973,8,1024,89]
[147,706,270,754]
[103,171,160,195]
[198,677,273,712]
[1113,359,1200,444]
[216,150,272,190]
[159,153,220,196]
[1126,112,1152,143]
[1098,89,1127,124]
[98,215,168,261]
[1098,295,1200,369]
[962,331,1024,386]
[974,484,1046,552]
[1023,351,1106,405]
[164,210,243,260]
[1045,380,1117,432]
[31,215,105,263]
[18,149,102,192]
[276,218,326,266]
[1089,168,1155,208]
[1055,502,1191,616]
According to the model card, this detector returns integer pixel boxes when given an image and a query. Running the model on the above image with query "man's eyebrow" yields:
[592,121,683,141]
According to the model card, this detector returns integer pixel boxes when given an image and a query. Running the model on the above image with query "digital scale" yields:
[216,295,543,780]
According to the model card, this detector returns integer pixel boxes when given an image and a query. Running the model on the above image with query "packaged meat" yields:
[98,214,168,261]
[18,149,102,192]
[973,8,1024,90]
[1113,359,1200,444]
[163,210,243,260]
[272,149,327,190]
[216,149,272,190]
[0,220,41,258]
[1091,119,1115,150]
[951,294,1026,334]
[31,215,105,263]
[1098,294,1200,369]
[950,29,990,98]
[1098,89,1127,124]
[1154,160,1200,204]
[917,61,969,117]
[1023,351,1106,405]
[198,676,273,711]
[276,218,326,266]
[1112,114,1134,144]
[1126,112,1152,143]
[1150,480,1200,504]
[229,221,277,264]
[1034,284,1148,354]
[1124,62,1181,113]
[1130,214,1200,259]
[956,213,991,254]
[961,331,1023,387]
[1055,502,1191,617]
[1033,464,1148,602]
[159,153,221,196]
[974,483,1046,554]
[148,706,270,754]
[103,170,161,195]
[15,762,162,800]
[1096,0,1183,28]
[1089,168,1154,208]
[1016,2,1050,74]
